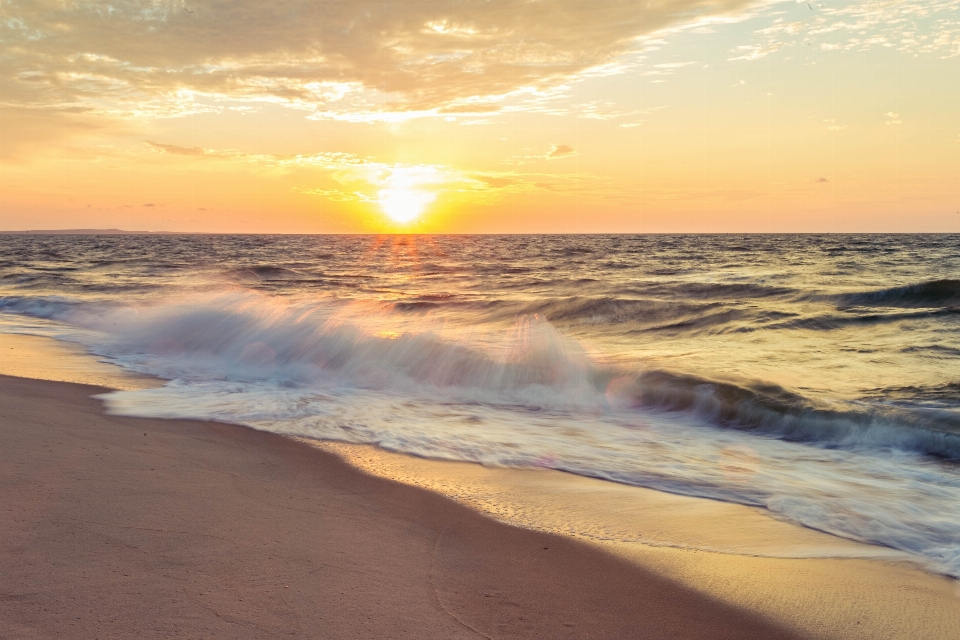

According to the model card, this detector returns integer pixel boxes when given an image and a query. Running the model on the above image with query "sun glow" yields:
[374,166,444,224]
[378,187,436,223]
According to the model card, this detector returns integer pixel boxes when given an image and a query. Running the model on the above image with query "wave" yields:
[3,291,959,460]
[227,265,312,282]
[860,382,960,410]
[491,291,788,331]
[636,281,797,300]
[838,279,960,309]
[761,307,960,332]
[7,292,601,410]
[502,290,952,335]
[513,296,723,326]
[610,371,960,460]
[0,295,90,319]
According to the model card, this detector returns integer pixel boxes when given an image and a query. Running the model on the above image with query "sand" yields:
[319,443,960,640]
[0,374,800,639]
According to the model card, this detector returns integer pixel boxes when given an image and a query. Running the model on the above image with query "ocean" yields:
[1,233,958,575]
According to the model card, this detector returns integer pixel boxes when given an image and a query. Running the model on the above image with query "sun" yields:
[378,187,436,224]
[372,165,444,224]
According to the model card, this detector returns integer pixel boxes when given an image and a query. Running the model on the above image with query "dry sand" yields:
[0,374,800,639]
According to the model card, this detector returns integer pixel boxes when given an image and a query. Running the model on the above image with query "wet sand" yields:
[0,332,161,391]
[0,374,801,639]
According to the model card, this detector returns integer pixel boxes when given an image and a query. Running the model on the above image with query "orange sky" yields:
[1,0,958,233]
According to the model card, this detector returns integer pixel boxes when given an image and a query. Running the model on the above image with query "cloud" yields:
[277,147,602,204]
[146,142,209,156]
[472,175,518,188]
[737,0,960,64]
[547,144,577,159]
[1,0,760,135]
[508,144,579,165]
[728,42,787,61]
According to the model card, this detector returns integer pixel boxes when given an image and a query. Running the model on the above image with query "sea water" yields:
[1,233,958,575]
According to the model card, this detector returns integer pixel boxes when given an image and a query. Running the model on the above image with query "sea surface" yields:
[1,233,959,575]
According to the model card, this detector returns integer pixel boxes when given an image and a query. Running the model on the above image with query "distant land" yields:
[0,229,178,235]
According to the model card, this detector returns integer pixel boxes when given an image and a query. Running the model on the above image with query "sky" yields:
[1,0,958,233]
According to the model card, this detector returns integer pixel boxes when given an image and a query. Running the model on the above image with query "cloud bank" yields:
[1,0,758,131]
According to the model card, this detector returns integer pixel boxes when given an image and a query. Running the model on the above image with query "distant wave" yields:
[613,370,960,460]
[761,307,960,332]
[512,296,724,326]
[231,265,304,280]
[838,279,960,309]
[633,281,797,300]
[482,289,792,331]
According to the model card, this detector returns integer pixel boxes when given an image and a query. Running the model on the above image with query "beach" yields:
[4,0,958,632]
[0,372,802,639]
[2,333,960,639]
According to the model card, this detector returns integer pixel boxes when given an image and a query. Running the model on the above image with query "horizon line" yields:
[2,229,959,236]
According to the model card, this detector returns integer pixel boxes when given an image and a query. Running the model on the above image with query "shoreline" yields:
[314,441,960,640]
[2,332,959,638]
[0,374,801,638]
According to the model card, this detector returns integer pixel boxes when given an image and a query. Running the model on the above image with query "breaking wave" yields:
[3,291,959,461]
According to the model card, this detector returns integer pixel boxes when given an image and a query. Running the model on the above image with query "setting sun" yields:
[372,165,445,224]
[378,187,435,223]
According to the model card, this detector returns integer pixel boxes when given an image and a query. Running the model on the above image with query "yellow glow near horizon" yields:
[374,166,444,224]
[378,187,436,223]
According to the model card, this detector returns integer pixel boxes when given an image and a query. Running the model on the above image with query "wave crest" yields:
[3,291,960,459]
[608,370,960,460]
[838,279,960,309]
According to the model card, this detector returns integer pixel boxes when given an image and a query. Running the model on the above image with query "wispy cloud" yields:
[146,142,210,157]
[507,144,580,165]
[734,0,960,62]
[139,140,599,207]
[547,145,577,159]
[823,118,846,131]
